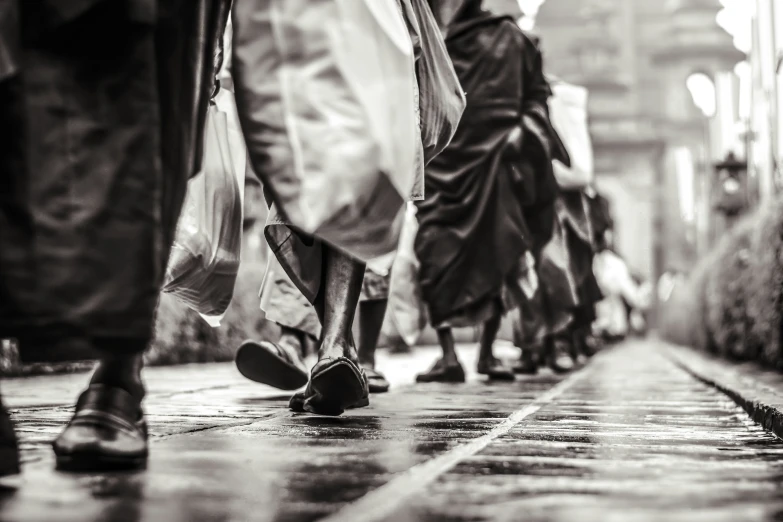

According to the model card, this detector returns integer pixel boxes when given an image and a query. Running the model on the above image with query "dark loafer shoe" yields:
[477,357,515,381]
[548,339,575,374]
[513,348,539,375]
[53,385,147,472]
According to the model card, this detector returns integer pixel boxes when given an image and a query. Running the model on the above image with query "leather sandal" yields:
[53,385,147,472]
[236,340,309,391]
[289,386,369,412]
[289,357,369,416]
[364,367,390,394]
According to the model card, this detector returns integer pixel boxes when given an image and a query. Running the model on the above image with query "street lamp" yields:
[712,151,749,218]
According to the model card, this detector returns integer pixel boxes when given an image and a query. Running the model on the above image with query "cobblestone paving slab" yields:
[2,348,452,467]
[381,341,783,522]
[665,342,783,438]
[1,341,783,521]
[1,346,568,521]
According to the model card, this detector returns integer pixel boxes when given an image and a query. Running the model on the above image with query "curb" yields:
[663,344,783,439]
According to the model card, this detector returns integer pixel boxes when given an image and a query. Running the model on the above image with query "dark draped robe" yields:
[532,188,603,335]
[507,32,607,342]
[561,190,604,328]
[0,0,229,362]
[587,191,613,247]
[415,9,565,328]
[519,189,603,344]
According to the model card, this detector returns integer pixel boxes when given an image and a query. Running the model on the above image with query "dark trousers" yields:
[0,0,226,362]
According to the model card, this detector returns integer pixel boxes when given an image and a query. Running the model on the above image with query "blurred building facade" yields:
[748,0,783,207]
[533,0,743,283]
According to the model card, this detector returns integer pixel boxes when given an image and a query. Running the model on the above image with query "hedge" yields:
[661,196,783,369]
[702,214,757,360]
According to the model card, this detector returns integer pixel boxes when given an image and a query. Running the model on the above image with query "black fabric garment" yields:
[572,300,596,332]
[561,190,601,304]
[537,205,578,320]
[576,190,609,312]
[0,0,228,362]
[415,10,555,327]
[519,33,568,255]
[0,1,20,81]
[587,191,613,249]
[536,190,603,341]
[155,0,232,245]
[560,189,591,247]
[427,0,483,33]
[20,0,158,47]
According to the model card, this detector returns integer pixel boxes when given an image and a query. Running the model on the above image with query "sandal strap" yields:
[261,341,299,366]
[311,357,368,392]
[364,368,385,381]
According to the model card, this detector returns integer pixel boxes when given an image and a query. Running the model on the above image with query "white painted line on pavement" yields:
[320,359,596,522]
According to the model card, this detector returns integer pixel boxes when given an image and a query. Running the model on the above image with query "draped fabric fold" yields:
[415,6,557,328]
[536,190,605,339]
[0,0,228,362]
[518,33,569,256]
[0,1,20,82]
[235,0,422,308]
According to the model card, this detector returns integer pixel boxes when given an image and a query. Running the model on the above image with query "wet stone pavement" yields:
[2,340,783,521]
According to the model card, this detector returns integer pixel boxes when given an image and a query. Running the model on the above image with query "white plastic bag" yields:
[232,0,421,261]
[213,88,246,195]
[548,80,593,189]
[593,250,642,308]
[387,203,427,347]
[163,105,245,326]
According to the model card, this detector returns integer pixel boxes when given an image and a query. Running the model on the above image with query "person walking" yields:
[230,0,435,416]
[0,0,230,473]
[514,76,601,374]
[415,1,567,383]
[234,252,394,398]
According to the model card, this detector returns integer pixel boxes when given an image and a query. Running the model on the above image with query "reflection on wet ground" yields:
[392,344,783,522]
[2,342,783,521]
